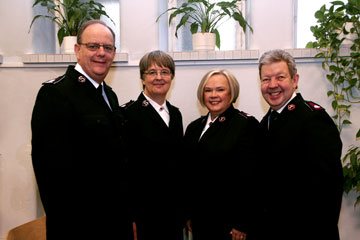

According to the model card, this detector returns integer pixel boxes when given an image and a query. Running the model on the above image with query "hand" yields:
[133,222,137,240]
[230,228,247,240]
[186,219,192,232]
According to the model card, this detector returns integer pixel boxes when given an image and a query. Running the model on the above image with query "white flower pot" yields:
[62,36,77,54]
[192,32,216,51]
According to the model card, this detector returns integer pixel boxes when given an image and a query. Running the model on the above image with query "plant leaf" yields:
[57,27,66,46]
[342,119,352,125]
[214,29,220,49]
[190,22,199,34]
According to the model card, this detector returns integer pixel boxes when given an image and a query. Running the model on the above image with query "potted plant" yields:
[156,0,252,50]
[29,0,114,53]
[306,0,360,206]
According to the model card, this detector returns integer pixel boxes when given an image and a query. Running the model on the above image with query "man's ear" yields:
[74,43,80,59]
[293,73,299,89]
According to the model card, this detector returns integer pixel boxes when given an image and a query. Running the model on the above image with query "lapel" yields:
[103,82,118,111]
[260,109,271,132]
[67,66,112,112]
[137,93,169,129]
[200,105,234,142]
[166,101,181,131]
[191,115,208,142]
[263,93,303,132]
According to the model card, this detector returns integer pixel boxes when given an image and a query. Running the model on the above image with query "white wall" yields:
[0,0,359,239]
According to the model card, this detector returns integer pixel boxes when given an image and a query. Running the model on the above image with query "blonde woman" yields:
[184,69,259,240]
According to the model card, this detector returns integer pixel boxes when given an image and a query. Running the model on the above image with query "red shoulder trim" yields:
[239,111,255,118]
[306,101,324,110]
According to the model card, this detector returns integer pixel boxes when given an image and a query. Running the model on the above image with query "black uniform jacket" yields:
[31,65,132,239]
[257,93,344,240]
[123,93,184,239]
[184,105,259,238]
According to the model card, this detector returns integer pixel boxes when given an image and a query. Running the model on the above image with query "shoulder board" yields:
[42,75,65,85]
[304,101,324,111]
[238,111,255,119]
[121,100,135,109]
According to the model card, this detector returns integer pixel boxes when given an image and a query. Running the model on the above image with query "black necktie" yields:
[269,110,279,130]
[97,85,111,110]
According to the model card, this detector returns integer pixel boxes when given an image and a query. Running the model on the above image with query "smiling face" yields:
[204,74,232,119]
[75,23,115,83]
[260,61,299,110]
[142,63,172,104]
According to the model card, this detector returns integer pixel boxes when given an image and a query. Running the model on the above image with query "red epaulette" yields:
[239,111,255,119]
[305,101,324,111]
[42,75,65,85]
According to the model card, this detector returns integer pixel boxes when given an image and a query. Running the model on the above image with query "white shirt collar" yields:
[199,113,218,140]
[205,113,218,126]
[75,63,103,89]
[142,92,169,114]
[75,64,112,110]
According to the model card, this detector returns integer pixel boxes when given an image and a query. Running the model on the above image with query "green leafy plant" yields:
[29,0,114,45]
[342,146,360,206]
[156,0,252,49]
[306,0,360,206]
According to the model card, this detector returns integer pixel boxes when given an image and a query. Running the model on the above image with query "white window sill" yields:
[22,53,129,64]
[0,47,352,67]
[169,50,259,61]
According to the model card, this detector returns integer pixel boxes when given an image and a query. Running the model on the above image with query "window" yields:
[31,0,120,53]
[98,0,121,51]
[164,0,249,51]
[294,0,348,48]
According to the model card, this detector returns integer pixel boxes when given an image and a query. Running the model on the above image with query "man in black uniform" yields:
[31,20,132,239]
[257,49,344,240]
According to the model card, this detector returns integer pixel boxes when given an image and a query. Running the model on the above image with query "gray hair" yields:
[259,49,297,79]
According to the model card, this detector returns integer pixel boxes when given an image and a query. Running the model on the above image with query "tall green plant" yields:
[29,0,114,45]
[156,0,252,49]
[306,0,360,206]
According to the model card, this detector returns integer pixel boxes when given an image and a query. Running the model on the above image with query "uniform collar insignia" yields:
[142,99,150,107]
[78,76,86,83]
[287,104,296,111]
[219,116,226,122]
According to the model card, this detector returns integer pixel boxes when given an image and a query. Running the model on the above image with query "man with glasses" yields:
[31,20,133,239]
[123,50,184,240]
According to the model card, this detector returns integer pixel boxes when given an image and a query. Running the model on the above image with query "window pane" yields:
[98,0,120,51]
[216,18,237,50]
[296,0,347,48]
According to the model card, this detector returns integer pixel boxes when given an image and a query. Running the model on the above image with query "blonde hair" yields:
[197,69,239,107]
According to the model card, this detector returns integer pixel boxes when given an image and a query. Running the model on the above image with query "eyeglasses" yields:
[79,42,116,53]
[144,69,172,78]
